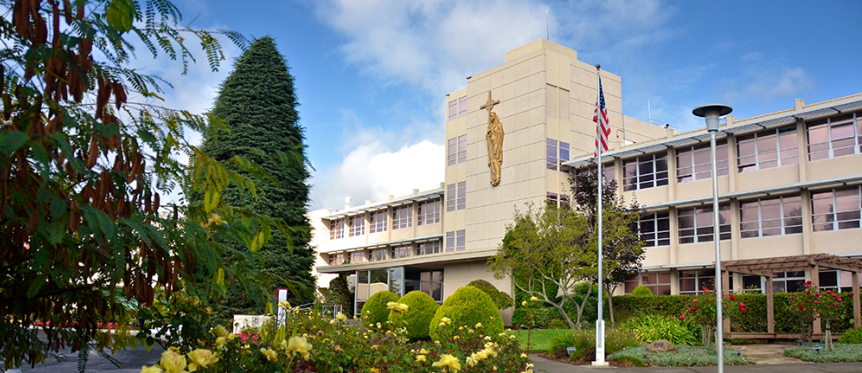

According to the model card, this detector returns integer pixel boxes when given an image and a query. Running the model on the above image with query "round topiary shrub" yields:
[630,285,654,297]
[837,326,862,344]
[388,291,439,340]
[360,291,399,329]
[428,286,504,340]
[467,279,514,310]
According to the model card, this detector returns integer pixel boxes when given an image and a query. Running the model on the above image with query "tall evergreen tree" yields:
[200,36,316,322]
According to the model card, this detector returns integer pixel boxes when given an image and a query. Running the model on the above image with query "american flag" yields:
[594,75,611,157]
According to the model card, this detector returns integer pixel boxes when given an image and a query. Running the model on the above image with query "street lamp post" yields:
[692,104,732,373]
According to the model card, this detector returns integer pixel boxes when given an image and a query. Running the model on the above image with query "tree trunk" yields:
[605,283,615,324]
[574,284,593,329]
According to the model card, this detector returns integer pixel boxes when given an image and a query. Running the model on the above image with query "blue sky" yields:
[148,0,862,210]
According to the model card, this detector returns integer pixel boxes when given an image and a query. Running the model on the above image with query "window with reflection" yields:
[416,240,441,256]
[739,195,803,238]
[420,271,444,302]
[624,272,671,295]
[349,215,365,237]
[329,219,345,240]
[737,126,798,173]
[811,186,862,231]
[418,198,440,225]
[391,245,409,259]
[679,270,715,294]
[640,211,670,247]
[623,153,668,191]
[676,140,728,183]
[773,271,805,293]
[808,112,862,161]
[677,203,731,244]
[370,210,387,233]
[392,205,412,229]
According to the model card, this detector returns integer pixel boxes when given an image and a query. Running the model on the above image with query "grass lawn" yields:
[506,328,570,353]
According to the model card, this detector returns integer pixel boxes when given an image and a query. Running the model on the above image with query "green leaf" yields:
[0,130,28,156]
[26,275,45,299]
[106,0,135,33]
[50,197,67,218]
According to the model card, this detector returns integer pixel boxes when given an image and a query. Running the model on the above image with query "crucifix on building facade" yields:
[480,91,504,186]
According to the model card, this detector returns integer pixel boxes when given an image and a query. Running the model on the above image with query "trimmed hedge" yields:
[613,292,856,334]
[837,327,862,344]
[389,291,439,340]
[360,291,398,329]
[467,279,514,310]
[630,285,653,297]
[429,286,504,340]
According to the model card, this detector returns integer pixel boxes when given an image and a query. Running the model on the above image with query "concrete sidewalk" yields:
[529,354,862,373]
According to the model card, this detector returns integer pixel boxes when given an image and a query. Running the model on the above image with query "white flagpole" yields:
[593,66,608,366]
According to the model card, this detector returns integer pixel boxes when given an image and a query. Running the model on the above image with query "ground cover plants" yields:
[783,343,862,363]
[608,345,748,367]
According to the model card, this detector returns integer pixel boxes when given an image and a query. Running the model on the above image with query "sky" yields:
[143,0,862,211]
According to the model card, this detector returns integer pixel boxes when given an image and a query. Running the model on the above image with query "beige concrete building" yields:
[311,39,862,320]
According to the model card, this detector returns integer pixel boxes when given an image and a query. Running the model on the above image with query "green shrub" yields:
[608,346,747,367]
[613,355,646,367]
[511,307,555,329]
[551,328,640,362]
[389,291,439,340]
[429,286,503,340]
[630,285,654,297]
[467,279,514,310]
[360,291,398,329]
[783,343,862,362]
[620,314,697,346]
[837,327,862,344]
[546,319,569,329]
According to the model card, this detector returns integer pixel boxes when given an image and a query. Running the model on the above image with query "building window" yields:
[458,95,468,118]
[773,271,805,293]
[679,270,715,294]
[418,198,440,225]
[392,205,412,230]
[625,272,671,295]
[676,140,728,183]
[448,134,468,166]
[421,271,444,302]
[349,251,366,264]
[457,181,466,210]
[329,219,345,240]
[546,138,571,171]
[349,215,365,237]
[369,248,387,262]
[808,112,862,161]
[328,252,345,266]
[739,195,803,238]
[737,126,798,173]
[446,183,465,212]
[546,84,558,118]
[677,203,731,244]
[448,99,457,121]
[545,192,570,208]
[416,240,441,256]
[391,245,409,259]
[370,210,387,233]
[623,153,668,191]
[811,186,862,231]
[640,212,670,247]
[819,270,855,293]
[446,230,465,251]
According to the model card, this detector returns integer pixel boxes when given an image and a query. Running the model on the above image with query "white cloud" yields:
[724,66,815,103]
[309,140,444,210]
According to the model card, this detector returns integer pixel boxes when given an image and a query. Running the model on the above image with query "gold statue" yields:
[480,92,503,186]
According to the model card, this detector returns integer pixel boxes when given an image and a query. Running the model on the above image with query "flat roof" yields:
[321,188,444,220]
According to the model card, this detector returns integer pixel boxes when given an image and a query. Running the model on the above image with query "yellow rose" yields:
[213,325,229,338]
[287,336,313,360]
[416,354,427,362]
[159,350,187,373]
[336,312,347,322]
[521,353,528,358]
[432,354,461,372]
[522,300,528,306]
[140,365,163,373]
[227,333,236,341]
[475,323,483,329]
[419,348,429,354]
[187,349,218,372]
[260,347,278,362]
[440,317,451,325]
[530,296,538,302]
[370,368,380,373]
[215,337,226,346]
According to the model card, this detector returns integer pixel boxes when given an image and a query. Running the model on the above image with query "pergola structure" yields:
[719,254,862,338]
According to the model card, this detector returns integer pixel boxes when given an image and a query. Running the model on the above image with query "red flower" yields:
[826,290,832,293]
[791,296,796,300]
[679,315,685,321]
[834,302,839,307]
[799,305,805,310]
[837,297,843,302]
[692,298,698,303]
[815,300,820,304]
[729,294,736,301]
[818,294,823,298]
[740,307,747,312]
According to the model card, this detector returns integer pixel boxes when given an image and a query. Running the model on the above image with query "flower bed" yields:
[608,345,748,367]
[783,344,862,363]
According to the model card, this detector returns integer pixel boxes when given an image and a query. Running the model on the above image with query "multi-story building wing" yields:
[310,39,862,323]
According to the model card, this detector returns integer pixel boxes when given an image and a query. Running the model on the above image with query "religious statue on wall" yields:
[481,92,504,186]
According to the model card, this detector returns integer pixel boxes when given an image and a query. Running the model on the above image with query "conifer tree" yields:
[201,36,316,321]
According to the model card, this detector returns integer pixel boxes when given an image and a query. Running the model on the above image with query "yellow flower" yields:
[376,322,382,329]
[260,347,278,362]
[432,354,461,372]
[493,366,498,370]
[521,353,528,358]
[416,354,427,362]
[386,302,409,313]
[336,312,347,322]
[213,325,229,338]
[187,349,218,372]
[453,336,459,340]
[522,301,528,306]
[371,345,379,350]
[439,317,451,325]
[140,366,163,373]
[215,337,226,345]
[475,323,483,328]
[287,336,313,360]
[419,348,429,354]
[228,333,236,341]
[159,350,187,373]
[278,300,291,309]
[370,368,380,373]
[458,326,464,331]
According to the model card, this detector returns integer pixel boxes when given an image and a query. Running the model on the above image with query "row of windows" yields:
[638,186,862,246]
[447,95,468,121]
[624,270,855,295]
[329,199,442,240]
[327,240,444,265]
[610,111,861,191]
[446,182,466,212]
[447,135,467,166]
